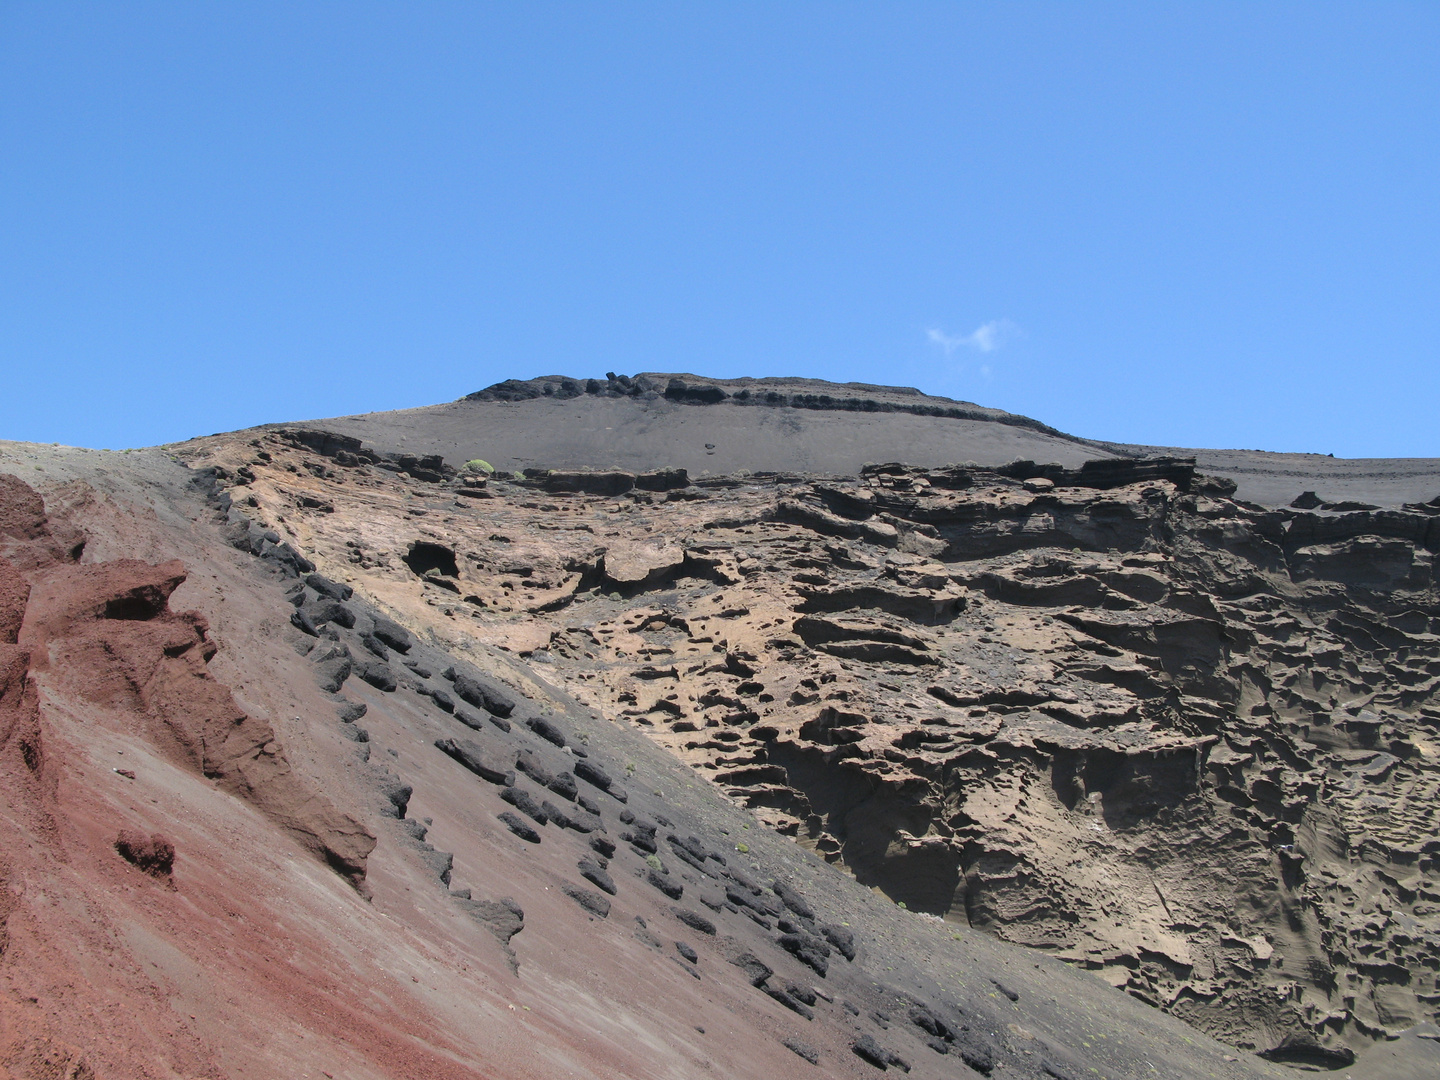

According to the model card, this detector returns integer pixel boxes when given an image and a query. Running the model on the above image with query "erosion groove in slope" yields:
[178,425,1440,1068]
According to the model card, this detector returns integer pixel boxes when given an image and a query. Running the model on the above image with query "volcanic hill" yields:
[1,372,1438,1080]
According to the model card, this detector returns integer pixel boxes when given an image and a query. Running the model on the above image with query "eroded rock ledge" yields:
[464,372,1074,439]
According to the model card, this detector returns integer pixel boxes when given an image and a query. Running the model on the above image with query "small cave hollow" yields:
[403,541,460,579]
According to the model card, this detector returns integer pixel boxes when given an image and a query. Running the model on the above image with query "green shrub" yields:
[463,458,495,474]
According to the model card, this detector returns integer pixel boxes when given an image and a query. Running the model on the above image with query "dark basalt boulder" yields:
[783,1038,819,1064]
[454,895,525,972]
[852,1034,909,1072]
[379,780,412,819]
[955,1035,996,1075]
[729,951,772,986]
[589,836,617,859]
[726,885,779,916]
[305,573,353,601]
[453,674,516,718]
[314,655,352,693]
[647,868,683,899]
[466,378,545,402]
[545,471,636,496]
[561,882,611,919]
[370,616,414,653]
[772,879,817,919]
[435,737,514,785]
[625,830,658,856]
[114,830,175,878]
[548,770,578,801]
[906,1005,953,1041]
[786,983,817,1007]
[635,467,690,491]
[577,857,616,895]
[670,907,715,936]
[527,716,568,747]
[994,455,1197,492]
[515,751,556,789]
[671,839,722,877]
[777,932,830,977]
[540,799,574,830]
[497,811,541,844]
[306,599,356,628]
[356,660,396,692]
[765,985,814,1020]
[575,759,613,791]
[820,924,856,961]
[563,808,602,834]
[277,428,370,461]
[336,700,367,722]
[665,378,727,405]
[500,785,549,825]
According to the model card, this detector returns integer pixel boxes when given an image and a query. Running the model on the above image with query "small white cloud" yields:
[927,319,1020,356]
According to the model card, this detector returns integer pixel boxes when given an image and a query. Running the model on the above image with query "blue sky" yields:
[2,3,1436,456]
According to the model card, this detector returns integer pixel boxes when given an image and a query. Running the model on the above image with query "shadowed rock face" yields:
[179,404,1440,1067]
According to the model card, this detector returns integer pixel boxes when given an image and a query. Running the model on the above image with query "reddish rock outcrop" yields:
[0,473,84,570]
[2,474,374,887]
[113,829,175,879]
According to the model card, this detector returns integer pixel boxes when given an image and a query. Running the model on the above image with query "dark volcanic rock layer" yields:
[179,416,1440,1068]
[281,372,1440,508]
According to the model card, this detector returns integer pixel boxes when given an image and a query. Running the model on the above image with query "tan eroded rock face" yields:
[179,428,1440,1063]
